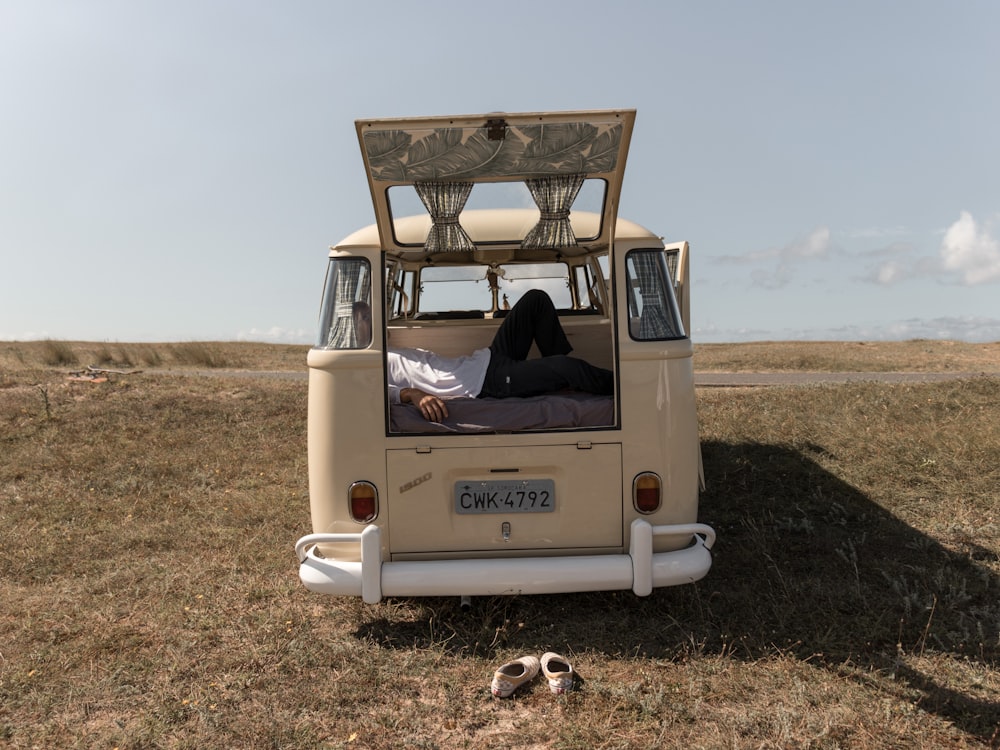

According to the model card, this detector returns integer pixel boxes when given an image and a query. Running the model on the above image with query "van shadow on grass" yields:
[355,440,999,742]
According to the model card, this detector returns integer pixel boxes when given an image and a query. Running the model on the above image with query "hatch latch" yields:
[486,118,507,141]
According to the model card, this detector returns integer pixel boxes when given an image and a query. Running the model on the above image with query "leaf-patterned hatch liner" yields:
[355,109,636,254]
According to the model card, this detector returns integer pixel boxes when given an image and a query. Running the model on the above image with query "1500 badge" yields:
[399,472,431,494]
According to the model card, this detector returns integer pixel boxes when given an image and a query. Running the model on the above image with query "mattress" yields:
[389,392,615,433]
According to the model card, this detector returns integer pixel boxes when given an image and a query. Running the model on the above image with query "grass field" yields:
[4,338,1000,376]
[1,341,998,748]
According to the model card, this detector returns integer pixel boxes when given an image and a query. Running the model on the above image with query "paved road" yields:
[169,369,992,386]
[693,371,990,387]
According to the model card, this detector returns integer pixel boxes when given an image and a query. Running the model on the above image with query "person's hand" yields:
[402,388,449,422]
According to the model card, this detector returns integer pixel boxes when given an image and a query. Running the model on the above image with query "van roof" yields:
[332,209,661,258]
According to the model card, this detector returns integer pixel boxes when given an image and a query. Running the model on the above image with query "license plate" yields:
[454,479,555,514]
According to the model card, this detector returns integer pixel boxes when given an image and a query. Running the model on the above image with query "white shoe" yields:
[540,652,574,694]
[490,655,540,698]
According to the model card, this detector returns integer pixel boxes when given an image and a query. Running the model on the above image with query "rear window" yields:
[418,263,573,313]
[386,179,607,247]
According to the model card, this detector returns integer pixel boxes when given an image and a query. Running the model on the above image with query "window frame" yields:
[623,248,687,342]
[316,257,373,349]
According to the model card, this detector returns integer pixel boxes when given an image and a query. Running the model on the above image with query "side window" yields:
[570,265,596,310]
[386,263,415,320]
[624,249,686,341]
[317,258,372,349]
[572,257,607,314]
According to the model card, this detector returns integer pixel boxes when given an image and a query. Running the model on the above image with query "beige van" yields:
[296,109,715,603]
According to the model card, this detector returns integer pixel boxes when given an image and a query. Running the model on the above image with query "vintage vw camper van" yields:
[296,109,715,603]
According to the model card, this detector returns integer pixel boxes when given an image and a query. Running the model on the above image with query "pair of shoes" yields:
[490,652,574,698]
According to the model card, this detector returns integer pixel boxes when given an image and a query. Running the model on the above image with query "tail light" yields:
[632,472,661,514]
[348,481,378,523]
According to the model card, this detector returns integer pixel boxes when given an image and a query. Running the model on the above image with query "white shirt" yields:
[386,347,491,404]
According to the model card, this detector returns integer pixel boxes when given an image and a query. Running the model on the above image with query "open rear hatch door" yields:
[355,109,636,259]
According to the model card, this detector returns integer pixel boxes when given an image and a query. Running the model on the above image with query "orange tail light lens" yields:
[633,472,661,514]
[348,481,378,523]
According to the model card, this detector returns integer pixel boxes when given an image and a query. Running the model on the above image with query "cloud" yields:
[859,241,913,260]
[872,259,910,285]
[237,327,311,344]
[717,215,1000,290]
[717,226,832,289]
[940,211,1000,285]
[858,242,941,286]
[749,265,794,289]
[788,226,832,259]
[846,225,909,240]
[0,331,53,341]
[855,316,1000,342]
[721,226,832,264]
[694,315,1000,343]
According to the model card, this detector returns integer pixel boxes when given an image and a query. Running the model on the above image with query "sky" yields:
[2,0,999,345]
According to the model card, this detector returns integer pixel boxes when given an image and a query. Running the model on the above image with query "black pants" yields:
[479,290,614,398]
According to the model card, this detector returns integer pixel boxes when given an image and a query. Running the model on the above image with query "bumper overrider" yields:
[296,519,716,603]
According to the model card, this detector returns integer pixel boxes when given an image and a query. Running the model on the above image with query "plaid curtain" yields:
[521,174,586,249]
[415,181,475,253]
[325,259,371,349]
[629,251,673,340]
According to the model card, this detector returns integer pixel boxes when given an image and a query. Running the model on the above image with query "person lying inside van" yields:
[385,289,613,423]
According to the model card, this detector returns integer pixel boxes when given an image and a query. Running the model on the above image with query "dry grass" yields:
[1,341,998,748]
[4,338,1000,380]
[0,340,310,381]
[694,339,1000,373]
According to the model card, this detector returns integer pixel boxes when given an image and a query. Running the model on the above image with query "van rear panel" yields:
[385,443,623,555]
